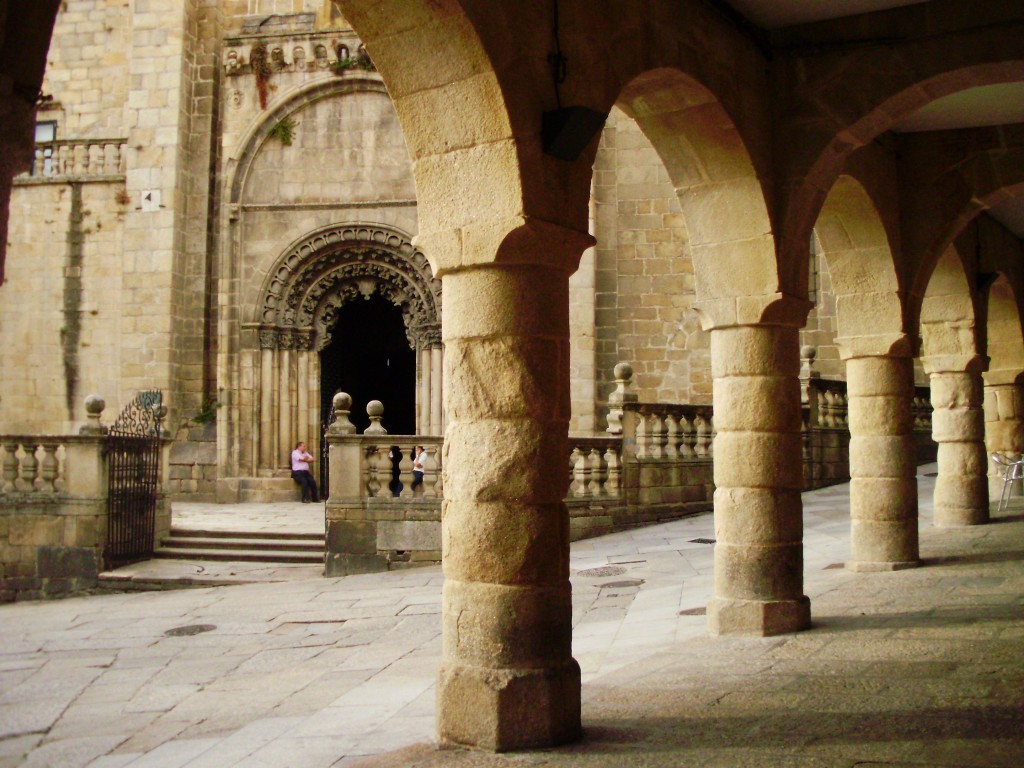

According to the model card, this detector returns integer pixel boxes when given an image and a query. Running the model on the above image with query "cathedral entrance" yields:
[319,294,416,434]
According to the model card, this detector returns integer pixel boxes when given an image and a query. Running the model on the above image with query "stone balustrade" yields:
[16,139,128,181]
[361,437,443,499]
[2,438,67,494]
[568,437,623,500]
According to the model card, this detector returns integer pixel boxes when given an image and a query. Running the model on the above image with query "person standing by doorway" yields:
[290,441,319,503]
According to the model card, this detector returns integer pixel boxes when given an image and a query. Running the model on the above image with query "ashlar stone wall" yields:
[590,107,710,416]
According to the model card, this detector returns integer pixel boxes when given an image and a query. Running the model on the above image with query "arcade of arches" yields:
[1,0,1024,754]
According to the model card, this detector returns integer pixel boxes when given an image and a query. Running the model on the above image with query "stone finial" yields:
[365,399,387,435]
[79,394,108,435]
[606,362,638,435]
[328,391,356,435]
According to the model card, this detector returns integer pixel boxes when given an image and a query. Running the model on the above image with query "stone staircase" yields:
[154,528,324,564]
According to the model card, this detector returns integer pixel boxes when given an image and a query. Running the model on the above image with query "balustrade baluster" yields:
[2,442,18,493]
[707,417,715,457]
[587,448,604,496]
[73,143,86,175]
[87,143,102,174]
[103,142,118,174]
[695,416,710,457]
[365,446,382,497]
[21,444,40,492]
[664,413,680,459]
[398,443,414,497]
[839,393,849,427]
[57,144,71,175]
[39,442,59,492]
[649,413,666,459]
[568,447,580,493]
[679,414,695,458]
[635,413,651,459]
[423,446,440,498]
[604,447,621,497]
[572,448,589,497]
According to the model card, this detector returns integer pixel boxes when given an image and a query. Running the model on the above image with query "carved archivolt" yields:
[258,224,441,351]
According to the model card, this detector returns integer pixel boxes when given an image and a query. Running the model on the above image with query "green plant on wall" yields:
[191,399,221,425]
[250,41,271,109]
[269,116,298,146]
[330,56,355,74]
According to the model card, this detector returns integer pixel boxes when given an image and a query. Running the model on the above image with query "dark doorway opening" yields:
[319,294,416,435]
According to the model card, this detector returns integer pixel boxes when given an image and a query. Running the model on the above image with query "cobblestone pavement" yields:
[2,465,1022,767]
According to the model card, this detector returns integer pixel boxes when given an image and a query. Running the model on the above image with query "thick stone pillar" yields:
[436,263,580,751]
[844,352,919,571]
[707,323,810,637]
[924,356,988,526]
[418,346,431,434]
[983,377,1024,497]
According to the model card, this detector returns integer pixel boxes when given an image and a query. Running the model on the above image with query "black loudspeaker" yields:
[542,106,607,161]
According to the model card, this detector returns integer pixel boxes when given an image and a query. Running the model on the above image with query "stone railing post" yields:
[606,362,637,434]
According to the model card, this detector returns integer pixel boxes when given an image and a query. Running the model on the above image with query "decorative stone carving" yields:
[257,224,441,352]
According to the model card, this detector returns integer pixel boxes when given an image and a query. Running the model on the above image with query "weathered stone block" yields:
[377,520,440,552]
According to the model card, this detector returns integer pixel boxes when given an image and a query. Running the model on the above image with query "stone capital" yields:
[836,333,915,361]
[983,369,1023,387]
[418,216,594,278]
[921,354,989,376]
[692,292,812,331]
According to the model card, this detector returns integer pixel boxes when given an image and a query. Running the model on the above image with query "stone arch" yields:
[225,75,390,207]
[919,245,979,360]
[986,274,1024,383]
[615,68,783,329]
[256,222,441,351]
[815,174,904,355]
[782,53,1024,290]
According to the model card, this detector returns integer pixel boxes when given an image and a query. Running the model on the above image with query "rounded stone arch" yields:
[224,74,391,208]
[615,67,782,328]
[782,56,1024,288]
[986,274,1024,382]
[814,174,905,354]
[256,222,441,351]
[919,245,980,360]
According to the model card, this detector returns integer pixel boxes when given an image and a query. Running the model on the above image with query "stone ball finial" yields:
[800,345,817,361]
[613,362,633,381]
[332,391,352,411]
[365,399,387,435]
[84,394,106,415]
[366,400,384,418]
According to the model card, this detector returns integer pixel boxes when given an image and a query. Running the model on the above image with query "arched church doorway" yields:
[319,293,416,434]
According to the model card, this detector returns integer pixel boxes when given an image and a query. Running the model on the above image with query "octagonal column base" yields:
[437,660,582,751]
[707,595,810,637]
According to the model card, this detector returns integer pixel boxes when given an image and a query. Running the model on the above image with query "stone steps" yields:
[154,528,324,564]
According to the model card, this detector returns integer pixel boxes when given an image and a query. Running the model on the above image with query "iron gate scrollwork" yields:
[105,390,165,568]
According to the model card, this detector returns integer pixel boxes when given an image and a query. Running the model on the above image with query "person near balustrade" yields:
[411,445,427,491]
[290,441,319,503]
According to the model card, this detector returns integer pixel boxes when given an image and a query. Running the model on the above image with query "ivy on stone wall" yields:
[250,41,271,109]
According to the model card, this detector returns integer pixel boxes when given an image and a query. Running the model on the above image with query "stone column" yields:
[844,349,919,571]
[418,345,431,434]
[707,322,810,636]
[430,344,443,435]
[983,376,1024,497]
[924,356,988,526]
[437,262,580,750]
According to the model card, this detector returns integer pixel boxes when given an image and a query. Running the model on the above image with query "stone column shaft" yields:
[984,381,1024,498]
[418,346,431,434]
[846,355,919,571]
[931,370,987,526]
[430,345,444,435]
[707,324,810,636]
[279,349,292,470]
[437,264,580,751]
[259,348,274,469]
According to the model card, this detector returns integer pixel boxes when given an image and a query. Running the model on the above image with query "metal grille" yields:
[104,391,164,569]
[320,399,337,499]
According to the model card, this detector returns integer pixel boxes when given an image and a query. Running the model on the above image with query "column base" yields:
[845,559,920,572]
[934,508,989,527]
[707,595,810,637]
[437,660,581,751]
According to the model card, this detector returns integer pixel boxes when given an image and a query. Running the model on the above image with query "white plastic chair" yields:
[991,454,1024,512]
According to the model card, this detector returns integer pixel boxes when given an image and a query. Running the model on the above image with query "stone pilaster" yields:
[436,263,580,751]
[706,323,810,636]
[924,356,988,526]
[844,352,919,571]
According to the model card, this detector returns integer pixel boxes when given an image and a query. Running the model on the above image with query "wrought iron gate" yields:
[104,390,165,568]
[320,398,337,499]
